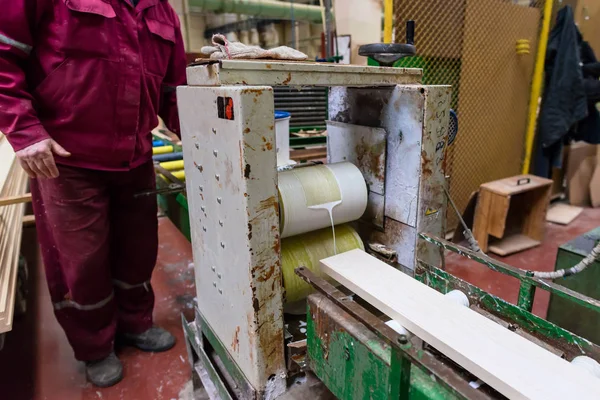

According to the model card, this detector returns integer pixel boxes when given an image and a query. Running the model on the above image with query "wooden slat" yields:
[0,193,32,207]
[321,249,600,400]
[0,135,28,333]
[480,174,552,196]
[546,203,583,225]
[488,234,540,257]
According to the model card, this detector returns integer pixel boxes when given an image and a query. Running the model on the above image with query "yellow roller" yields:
[158,169,185,182]
[160,159,184,171]
[281,224,364,303]
[153,145,174,155]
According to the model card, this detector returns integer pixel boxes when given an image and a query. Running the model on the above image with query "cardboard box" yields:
[566,142,598,207]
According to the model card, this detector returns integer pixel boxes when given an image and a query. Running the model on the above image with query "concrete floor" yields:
[0,218,197,400]
[0,208,599,399]
[446,207,600,318]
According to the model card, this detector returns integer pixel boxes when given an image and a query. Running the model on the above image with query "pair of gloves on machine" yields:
[200,34,308,61]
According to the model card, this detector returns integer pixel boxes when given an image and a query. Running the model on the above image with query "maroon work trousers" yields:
[30,161,158,361]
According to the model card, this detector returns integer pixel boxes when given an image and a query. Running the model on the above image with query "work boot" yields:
[120,326,176,352]
[85,352,123,388]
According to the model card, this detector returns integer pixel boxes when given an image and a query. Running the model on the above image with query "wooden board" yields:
[0,193,32,207]
[546,203,583,225]
[0,134,28,333]
[321,249,600,400]
[480,174,552,196]
[488,234,540,256]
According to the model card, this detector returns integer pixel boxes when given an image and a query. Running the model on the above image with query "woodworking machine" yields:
[176,59,600,400]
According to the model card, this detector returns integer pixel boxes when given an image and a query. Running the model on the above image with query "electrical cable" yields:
[444,187,600,279]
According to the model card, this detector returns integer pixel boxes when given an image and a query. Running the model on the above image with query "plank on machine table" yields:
[320,249,600,400]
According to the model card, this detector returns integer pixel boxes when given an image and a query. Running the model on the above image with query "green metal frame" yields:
[306,295,462,400]
[419,234,600,316]
[418,234,600,357]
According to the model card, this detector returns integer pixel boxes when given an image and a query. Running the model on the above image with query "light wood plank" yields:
[480,174,552,196]
[546,203,583,225]
[321,249,600,400]
[0,193,31,207]
[488,234,540,256]
[487,192,510,239]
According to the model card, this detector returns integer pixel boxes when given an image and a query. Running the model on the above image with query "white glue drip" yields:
[308,200,342,254]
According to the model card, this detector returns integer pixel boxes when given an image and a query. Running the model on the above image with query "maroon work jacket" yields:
[0,0,187,170]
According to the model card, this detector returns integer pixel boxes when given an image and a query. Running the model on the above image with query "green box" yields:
[547,227,600,344]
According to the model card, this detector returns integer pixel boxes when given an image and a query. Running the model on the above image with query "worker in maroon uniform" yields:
[0,0,187,387]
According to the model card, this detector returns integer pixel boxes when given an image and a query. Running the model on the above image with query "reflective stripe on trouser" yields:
[31,162,158,361]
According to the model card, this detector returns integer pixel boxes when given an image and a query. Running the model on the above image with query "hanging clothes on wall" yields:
[534,6,600,178]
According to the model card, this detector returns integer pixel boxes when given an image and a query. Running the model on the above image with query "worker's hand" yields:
[16,139,71,179]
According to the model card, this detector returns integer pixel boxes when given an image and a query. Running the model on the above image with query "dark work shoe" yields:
[121,326,176,352]
[85,352,123,388]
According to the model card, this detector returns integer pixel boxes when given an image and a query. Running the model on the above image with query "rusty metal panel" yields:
[178,85,286,396]
[416,86,452,268]
[329,86,449,271]
[186,60,422,87]
[326,120,387,195]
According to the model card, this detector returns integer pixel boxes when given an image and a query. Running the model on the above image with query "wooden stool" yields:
[473,174,552,255]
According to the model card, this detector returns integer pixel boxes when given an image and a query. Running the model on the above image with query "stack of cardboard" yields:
[0,133,28,334]
[567,142,600,207]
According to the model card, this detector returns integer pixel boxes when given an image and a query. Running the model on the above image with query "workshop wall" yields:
[394,0,546,230]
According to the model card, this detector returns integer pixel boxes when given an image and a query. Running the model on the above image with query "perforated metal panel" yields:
[394,0,546,230]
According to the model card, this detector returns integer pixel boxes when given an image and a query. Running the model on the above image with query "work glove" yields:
[200,34,308,61]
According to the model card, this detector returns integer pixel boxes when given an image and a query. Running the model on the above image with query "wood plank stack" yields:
[0,133,29,333]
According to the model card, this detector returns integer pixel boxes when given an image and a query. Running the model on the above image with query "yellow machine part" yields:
[153,145,174,155]
[158,169,185,182]
[160,159,184,171]
[281,224,364,303]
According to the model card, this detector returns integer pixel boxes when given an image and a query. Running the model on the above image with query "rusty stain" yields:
[244,163,251,179]
[282,73,292,85]
[265,142,273,151]
[242,88,265,95]
[421,149,433,177]
[232,326,240,353]
[269,125,274,131]
[244,127,251,134]
[244,192,248,197]
[257,265,275,282]
[272,236,280,254]
[354,136,385,184]
[257,196,277,213]
[262,136,267,142]
[245,143,256,151]
[248,223,253,240]
[199,193,204,200]
[252,297,260,313]
[266,64,272,69]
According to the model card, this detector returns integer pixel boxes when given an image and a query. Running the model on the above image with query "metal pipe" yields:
[188,0,325,24]
[522,0,554,174]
